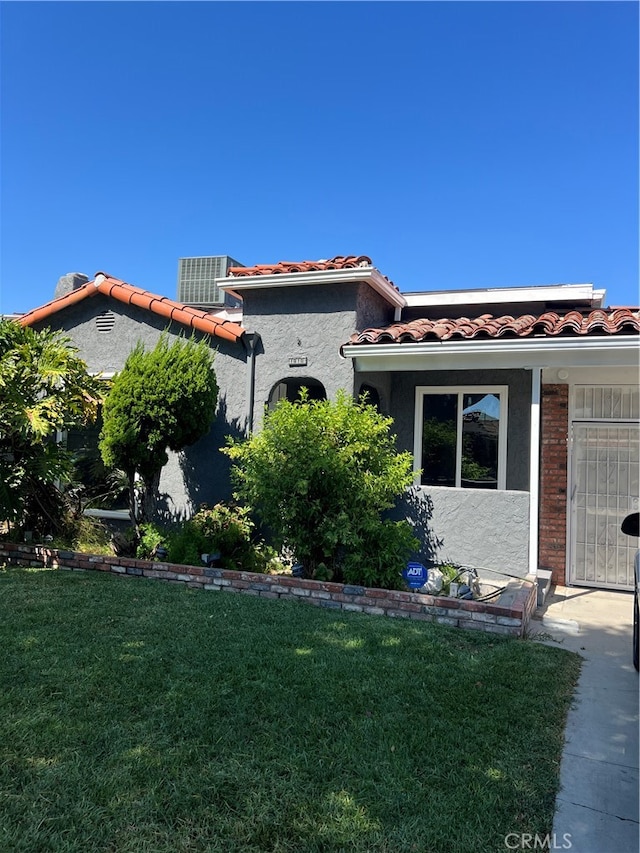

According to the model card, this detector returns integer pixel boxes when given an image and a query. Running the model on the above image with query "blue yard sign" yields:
[403,562,428,589]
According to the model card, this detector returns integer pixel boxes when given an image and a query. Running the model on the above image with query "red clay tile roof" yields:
[19,273,246,344]
[348,308,640,345]
[228,255,374,277]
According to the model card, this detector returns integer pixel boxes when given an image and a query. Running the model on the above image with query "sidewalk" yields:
[529,586,639,853]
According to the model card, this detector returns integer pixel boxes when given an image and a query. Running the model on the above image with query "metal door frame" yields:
[568,418,639,590]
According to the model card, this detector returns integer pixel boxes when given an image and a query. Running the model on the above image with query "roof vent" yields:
[54,272,89,298]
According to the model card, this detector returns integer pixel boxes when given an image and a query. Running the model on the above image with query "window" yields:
[414,386,508,489]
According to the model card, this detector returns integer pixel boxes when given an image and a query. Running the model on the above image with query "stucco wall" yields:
[379,368,532,491]
[242,283,394,430]
[406,486,531,576]
[31,295,248,517]
[374,368,533,575]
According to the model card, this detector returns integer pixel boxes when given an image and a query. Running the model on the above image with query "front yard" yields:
[0,567,580,853]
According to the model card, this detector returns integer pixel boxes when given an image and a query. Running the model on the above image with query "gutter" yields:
[218,267,407,310]
[341,335,638,371]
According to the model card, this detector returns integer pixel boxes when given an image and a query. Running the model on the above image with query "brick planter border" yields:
[1,542,537,638]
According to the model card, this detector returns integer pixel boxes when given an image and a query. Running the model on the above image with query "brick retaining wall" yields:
[0,542,537,638]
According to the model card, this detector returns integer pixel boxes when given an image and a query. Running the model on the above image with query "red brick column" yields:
[539,384,569,585]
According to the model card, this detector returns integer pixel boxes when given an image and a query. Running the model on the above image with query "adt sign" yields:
[402,562,428,589]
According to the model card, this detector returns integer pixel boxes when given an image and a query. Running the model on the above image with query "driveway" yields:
[530,586,639,853]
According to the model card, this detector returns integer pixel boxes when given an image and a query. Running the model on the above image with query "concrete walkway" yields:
[529,586,639,853]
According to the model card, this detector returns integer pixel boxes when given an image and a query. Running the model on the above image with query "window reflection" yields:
[421,392,501,489]
[461,393,499,488]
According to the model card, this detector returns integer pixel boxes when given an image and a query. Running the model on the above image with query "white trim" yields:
[344,336,638,372]
[528,368,541,574]
[403,283,605,309]
[543,365,639,385]
[83,508,130,521]
[218,267,407,309]
[413,385,508,490]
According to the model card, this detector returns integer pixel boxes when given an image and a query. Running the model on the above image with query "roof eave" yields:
[218,267,407,309]
[341,335,639,371]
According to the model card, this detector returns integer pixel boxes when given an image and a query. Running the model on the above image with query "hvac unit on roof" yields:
[177,255,243,307]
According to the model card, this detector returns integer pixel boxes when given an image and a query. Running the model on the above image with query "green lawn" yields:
[0,568,580,853]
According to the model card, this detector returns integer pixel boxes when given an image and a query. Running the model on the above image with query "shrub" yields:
[99,334,218,532]
[136,522,167,560]
[342,519,419,591]
[224,390,418,588]
[168,503,278,573]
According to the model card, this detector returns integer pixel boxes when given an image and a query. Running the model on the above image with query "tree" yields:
[224,390,417,589]
[0,320,103,536]
[99,334,218,531]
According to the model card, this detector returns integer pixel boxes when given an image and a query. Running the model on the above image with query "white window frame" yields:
[413,385,509,489]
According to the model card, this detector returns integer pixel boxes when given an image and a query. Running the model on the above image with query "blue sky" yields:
[1,1,638,314]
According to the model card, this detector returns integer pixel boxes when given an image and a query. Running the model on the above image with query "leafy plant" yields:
[224,390,417,587]
[136,522,167,560]
[435,562,464,596]
[342,518,418,590]
[168,503,278,573]
[0,320,104,538]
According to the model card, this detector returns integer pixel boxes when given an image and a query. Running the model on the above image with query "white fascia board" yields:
[342,336,639,372]
[402,283,602,309]
[217,267,407,309]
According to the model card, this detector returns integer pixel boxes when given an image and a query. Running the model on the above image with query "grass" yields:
[0,568,581,853]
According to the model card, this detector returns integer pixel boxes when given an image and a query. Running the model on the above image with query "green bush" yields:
[168,503,278,573]
[224,390,418,588]
[342,519,418,591]
[136,522,167,560]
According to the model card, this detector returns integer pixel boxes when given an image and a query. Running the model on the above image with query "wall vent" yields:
[177,255,243,307]
[95,310,116,333]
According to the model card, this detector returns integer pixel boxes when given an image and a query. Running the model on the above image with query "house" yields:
[17,256,639,591]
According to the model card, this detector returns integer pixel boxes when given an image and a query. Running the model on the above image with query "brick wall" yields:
[539,384,569,585]
[0,542,537,638]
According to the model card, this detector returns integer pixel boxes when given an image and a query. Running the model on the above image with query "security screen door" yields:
[570,422,639,589]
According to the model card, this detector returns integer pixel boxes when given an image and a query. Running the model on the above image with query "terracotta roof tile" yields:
[19,273,246,344]
[228,254,400,294]
[349,308,640,345]
[228,255,374,277]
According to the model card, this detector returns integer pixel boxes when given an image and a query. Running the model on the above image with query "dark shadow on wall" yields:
[389,486,443,567]
[178,394,246,513]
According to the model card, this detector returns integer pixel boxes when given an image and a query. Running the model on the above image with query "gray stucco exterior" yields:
[412,486,530,575]
[241,282,395,430]
[241,281,533,577]
[30,294,248,518]
[381,368,532,491]
[371,368,533,576]
[26,271,534,576]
